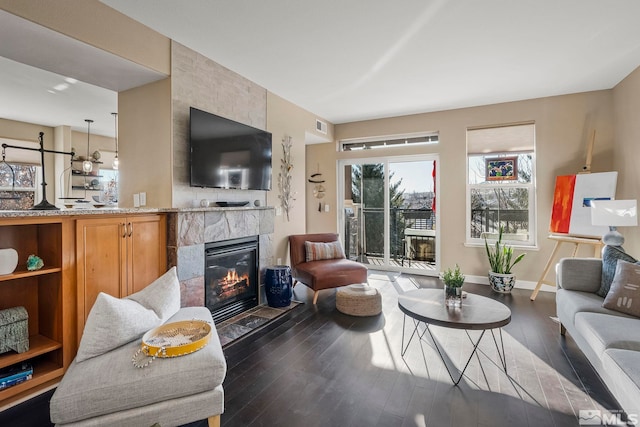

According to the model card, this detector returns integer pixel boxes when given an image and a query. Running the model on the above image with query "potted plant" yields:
[484,226,526,293]
[441,264,465,307]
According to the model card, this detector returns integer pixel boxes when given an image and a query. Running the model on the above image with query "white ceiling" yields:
[2,1,640,139]
[0,9,165,137]
[102,0,640,124]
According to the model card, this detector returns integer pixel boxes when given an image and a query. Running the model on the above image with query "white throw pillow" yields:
[126,267,181,322]
[75,267,182,362]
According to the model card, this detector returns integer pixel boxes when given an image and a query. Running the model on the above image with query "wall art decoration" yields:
[485,156,518,181]
[278,136,295,221]
[550,171,617,237]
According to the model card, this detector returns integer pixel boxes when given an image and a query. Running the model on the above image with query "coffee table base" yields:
[401,315,508,386]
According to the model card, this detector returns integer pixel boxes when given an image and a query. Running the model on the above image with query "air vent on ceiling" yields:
[316,119,327,134]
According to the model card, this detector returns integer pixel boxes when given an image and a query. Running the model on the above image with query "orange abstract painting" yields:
[550,175,576,234]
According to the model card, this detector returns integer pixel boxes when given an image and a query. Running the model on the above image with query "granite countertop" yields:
[0,205,273,218]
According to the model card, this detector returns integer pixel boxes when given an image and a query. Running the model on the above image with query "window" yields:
[1,138,41,210]
[466,123,536,246]
[340,132,438,151]
[0,163,39,210]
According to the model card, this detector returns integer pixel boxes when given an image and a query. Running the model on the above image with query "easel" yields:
[530,130,602,301]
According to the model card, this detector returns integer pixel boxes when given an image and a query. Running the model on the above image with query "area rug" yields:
[216,301,302,347]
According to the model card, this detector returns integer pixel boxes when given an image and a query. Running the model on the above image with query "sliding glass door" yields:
[340,155,438,274]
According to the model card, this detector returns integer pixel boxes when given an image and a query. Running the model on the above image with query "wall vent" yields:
[316,119,327,134]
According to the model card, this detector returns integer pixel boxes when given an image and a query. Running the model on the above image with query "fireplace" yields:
[205,236,259,323]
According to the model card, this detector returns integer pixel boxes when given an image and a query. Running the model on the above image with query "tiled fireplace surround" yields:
[167,207,275,307]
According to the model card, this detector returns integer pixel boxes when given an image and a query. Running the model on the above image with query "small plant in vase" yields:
[441,264,465,308]
[484,226,526,293]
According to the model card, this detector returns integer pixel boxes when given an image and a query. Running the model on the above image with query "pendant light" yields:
[83,119,93,173]
[111,112,119,170]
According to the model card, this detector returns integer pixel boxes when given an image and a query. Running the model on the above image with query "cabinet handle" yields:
[122,223,127,238]
[128,222,133,237]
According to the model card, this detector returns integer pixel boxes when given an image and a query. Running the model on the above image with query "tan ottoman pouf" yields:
[336,284,382,316]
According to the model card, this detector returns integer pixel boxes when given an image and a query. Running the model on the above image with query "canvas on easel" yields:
[550,171,617,238]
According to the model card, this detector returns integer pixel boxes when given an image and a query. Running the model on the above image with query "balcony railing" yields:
[470,208,529,238]
[345,207,435,262]
[344,207,529,265]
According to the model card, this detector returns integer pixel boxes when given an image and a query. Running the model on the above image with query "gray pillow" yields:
[603,259,640,317]
[75,267,181,362]
[598,245,637,297]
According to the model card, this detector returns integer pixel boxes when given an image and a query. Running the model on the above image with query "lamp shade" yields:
[591,200,638,227]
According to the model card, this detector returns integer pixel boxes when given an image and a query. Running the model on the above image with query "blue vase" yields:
[265,265,292,307]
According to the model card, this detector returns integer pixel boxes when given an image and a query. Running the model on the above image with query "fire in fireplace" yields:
[205,236,259,323]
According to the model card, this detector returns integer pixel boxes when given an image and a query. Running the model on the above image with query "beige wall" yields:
[118,78,173,208]
[318,91,615,282]
[306,142,339,234]
[170,41,268,208]
[613,65,640,257]
[266,93,334,263]
[0,0,170,75]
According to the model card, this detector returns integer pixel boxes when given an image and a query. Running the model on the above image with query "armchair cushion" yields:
[305,240,345,262]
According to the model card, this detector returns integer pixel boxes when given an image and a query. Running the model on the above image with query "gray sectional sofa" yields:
[556,257,640,417]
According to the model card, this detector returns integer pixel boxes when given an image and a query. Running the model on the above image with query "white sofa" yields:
[556,257,640,417]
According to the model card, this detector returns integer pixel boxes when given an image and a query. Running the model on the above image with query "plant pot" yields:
[444,285,462,308]
[488,271,516,293]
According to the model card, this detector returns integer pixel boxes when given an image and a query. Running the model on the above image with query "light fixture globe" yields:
[84,119,94,174]
[111,112,119,170]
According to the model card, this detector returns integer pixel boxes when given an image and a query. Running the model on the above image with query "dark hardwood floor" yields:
[221,271,621,427]
[0,271,622,426]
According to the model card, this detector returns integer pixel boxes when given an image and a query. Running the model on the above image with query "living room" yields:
[1,1,640,426]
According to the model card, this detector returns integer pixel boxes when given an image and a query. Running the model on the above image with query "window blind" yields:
[0,138,41,165]
[467,123,535,155]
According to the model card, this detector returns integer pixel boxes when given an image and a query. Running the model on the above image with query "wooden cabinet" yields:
[0,218,74,407]
[75,214,166,342]
[0,212,166,407]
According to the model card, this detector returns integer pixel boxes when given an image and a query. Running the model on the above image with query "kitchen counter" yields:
[0,205,273,218]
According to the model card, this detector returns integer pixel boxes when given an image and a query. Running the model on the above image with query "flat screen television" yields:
[190,107,272,190]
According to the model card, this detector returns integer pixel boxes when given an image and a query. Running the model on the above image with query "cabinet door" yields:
[126,215,167,295]
[76,217,127,329]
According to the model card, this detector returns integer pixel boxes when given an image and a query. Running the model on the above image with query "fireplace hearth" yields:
[205,236,259,323]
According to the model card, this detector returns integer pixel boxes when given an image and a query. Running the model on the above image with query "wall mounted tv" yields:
[190,107,272,190]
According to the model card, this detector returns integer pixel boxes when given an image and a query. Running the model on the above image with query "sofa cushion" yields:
[574,312,640,357]
[599,245,637,297]
[602,349,640,416]
[305,240,345,262]
[556,289,627,327]
[76,267,181,363]
[603,259,640,317]
[556,258,602,292]
[50,307,226,425]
